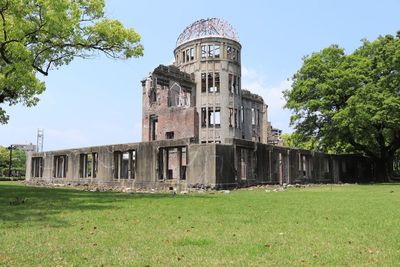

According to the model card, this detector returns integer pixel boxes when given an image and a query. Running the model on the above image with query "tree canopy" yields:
[0,146,26,176]
[0,0,144,124]
[284,32,400,181]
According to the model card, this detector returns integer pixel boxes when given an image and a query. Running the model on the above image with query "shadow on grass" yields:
[357,182,400,186]
[0,182,211,227]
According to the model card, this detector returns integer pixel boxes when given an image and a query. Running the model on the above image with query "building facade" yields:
[142,18,270,144]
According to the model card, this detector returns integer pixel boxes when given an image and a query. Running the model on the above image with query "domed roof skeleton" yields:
[176,18,240,47]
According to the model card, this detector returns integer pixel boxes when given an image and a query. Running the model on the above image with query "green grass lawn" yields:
[0,182,399,266]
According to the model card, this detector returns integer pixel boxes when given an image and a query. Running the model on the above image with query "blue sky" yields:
[1,0,400,150]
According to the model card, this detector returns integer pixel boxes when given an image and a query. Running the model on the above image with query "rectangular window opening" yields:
[150,115,158,141]
[215,107,221,128]
[130,150,136,179]
[229,108,233,128]
[114,150,136,179]
[201,45,207,59]
[180,147,187,180]
[190,47,194,61]
[233,75,237,94]
[54,155,67,178]
[201,73,206,93]
[229,73,234,93]
[208,73,215,92]
[208,107,214,127]
[31,157,44,178]
[214,72,220,93]
[201,107,207,128]
[208,44,213,58]
[185,49,190,62]
[166,131,174,139]
[214,45,220,58]
[234,108,238,128]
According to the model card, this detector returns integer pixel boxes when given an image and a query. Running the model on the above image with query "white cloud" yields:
[241,66,293,133]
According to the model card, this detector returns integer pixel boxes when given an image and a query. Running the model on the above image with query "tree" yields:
[0,0,144,124]
[284,32,400,181]
[281,132,317,150]
[0,146,26,176]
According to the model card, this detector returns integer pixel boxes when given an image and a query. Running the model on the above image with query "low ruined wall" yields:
[26,138,374,190]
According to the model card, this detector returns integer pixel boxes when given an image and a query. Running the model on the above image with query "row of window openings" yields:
[32,151,136,179]
[201,107,261,128]
[179,44,239,63]
[33,148,189,180]
[201,73,240,94]
[298,155,330,174]
[52,154,98,179]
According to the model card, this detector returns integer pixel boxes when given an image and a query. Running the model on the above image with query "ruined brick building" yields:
[142,18,273,144]
[25,18,374,189]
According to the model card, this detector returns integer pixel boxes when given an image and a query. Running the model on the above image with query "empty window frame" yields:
[214,107,221,127]
[233,75,238,93]
[114,150,136,179]
[79,153,98,178]
[227,46,237,61]
[201,73,206,93]
[214,72,220,92]
[150,115,158,141]
[207,107,221,127]
[214,45,220,58]
[166,131,174,139]
[150,89,157,103]
[229,108,233,127]
[251,108,256,125]
[31,157,44,178]
[201,44,220,59]
[240,106,244,124]
[181,147,187,180]
[208,107,214,127]
[189,47,194,61]
[208,44,213,57]
[53,155,67,178]
[182,50,186,63]
[234,108,238,128]
[201,45,207,59]
[201,107,207,128]
[208,73,215,92]
[185,49,190,62]
[158,147,187,180]
[229,74,233,93]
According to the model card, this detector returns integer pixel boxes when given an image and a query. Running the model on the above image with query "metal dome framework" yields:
[176,18,239,47]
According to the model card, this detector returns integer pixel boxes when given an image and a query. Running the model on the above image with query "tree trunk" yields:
[374,153,394,182]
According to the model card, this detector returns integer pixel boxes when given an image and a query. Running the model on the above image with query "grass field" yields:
[0,182,399,266]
